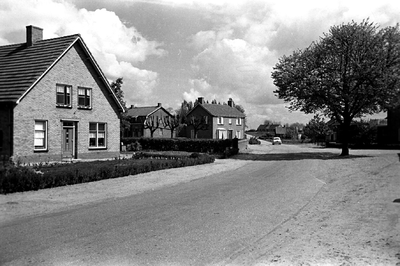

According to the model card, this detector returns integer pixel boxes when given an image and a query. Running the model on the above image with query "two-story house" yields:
[186,97,246,139]
[125,103,174,138]
[0,26,125,163]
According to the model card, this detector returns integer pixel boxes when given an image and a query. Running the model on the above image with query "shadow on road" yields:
[232,152,369,161]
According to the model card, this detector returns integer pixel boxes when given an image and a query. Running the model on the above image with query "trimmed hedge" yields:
[0,153,214,194]
[122,137,239,154]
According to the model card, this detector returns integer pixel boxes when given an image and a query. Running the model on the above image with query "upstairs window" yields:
[218,117,224,125]
[89,122,106,148]
[56,84,72,107]
[229,118,232,125]
[78,87,91,109]
[34,120,47,151]
[236,118,242,126]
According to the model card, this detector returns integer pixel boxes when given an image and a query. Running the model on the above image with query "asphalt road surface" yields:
[1,142,397,265]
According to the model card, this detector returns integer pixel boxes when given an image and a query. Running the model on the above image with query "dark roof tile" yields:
[0,35,79,102]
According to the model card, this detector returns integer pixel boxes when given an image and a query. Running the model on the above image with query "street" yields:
[1,142,399,265]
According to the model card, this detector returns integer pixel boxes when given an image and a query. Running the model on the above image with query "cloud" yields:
[0,0,165,106]
[190,37,278,104]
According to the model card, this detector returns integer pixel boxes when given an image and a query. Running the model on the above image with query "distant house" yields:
[185,97,246,139]
[0,26,125,163]
[125,103,174,138]
[257,123,286,137]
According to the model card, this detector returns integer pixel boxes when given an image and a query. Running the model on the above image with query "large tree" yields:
[272,20,400,155]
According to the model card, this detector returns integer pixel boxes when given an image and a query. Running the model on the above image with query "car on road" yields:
[272,137,282,145]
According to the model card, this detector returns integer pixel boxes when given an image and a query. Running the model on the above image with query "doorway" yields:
[62,121,76,159]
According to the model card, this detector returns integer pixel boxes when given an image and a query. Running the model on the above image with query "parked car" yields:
[272,137,282,145]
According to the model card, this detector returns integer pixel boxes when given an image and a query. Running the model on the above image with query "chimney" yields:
[26,25,43,46]
[157,103,162,107]
[198,97,204,105]
[228,98,234,107]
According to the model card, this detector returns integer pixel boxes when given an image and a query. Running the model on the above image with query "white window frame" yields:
[56,84,72,107]
[89,122,107,149]
[34,120,48,151]
[229,118,232,125]
[218,117,224,125]
[77,87,92,109]
[236,118,242,126]
[217,129,226,139]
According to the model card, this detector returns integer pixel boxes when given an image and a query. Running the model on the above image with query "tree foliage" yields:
[110,77,126,110]
[272,20,400,155]
[110,77,130,135]
[304,114,330,143]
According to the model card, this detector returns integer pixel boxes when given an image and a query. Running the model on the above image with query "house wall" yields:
[213,116,245,139]
[125,109,174,138]
[186,106,245,139]
[145,109,174,138]
[0,103,13,160]
[186,107,213,139]
[12,43,120,163]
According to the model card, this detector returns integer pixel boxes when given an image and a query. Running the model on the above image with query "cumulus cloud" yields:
[0,0,165,106]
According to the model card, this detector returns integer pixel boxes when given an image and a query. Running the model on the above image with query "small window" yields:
[89,122,106,148]
[229,118,232,125]
[236,118,242,125]
[56,84,72,107]
[218,117,224,125]
[204,116,208,124]
[34,120,47,150]
[78,87,91,109]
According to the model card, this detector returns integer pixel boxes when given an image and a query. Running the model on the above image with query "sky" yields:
[1,0,399,129]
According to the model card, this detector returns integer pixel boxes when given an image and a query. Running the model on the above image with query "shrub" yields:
[121,137,238,155]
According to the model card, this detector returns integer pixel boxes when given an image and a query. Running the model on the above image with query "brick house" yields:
[186,97,246,139]
[0,26,125,163]
[125,103,174,138]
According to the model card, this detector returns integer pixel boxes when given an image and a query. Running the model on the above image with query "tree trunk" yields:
[340,118,351,156]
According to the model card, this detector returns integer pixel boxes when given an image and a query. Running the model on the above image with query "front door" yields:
[62,122,76,159]
[227,130,233,139]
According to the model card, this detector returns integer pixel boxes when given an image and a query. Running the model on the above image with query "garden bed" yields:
[0,152,215,194]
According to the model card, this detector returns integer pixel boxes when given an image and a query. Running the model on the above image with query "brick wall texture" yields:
[12,43,121,163]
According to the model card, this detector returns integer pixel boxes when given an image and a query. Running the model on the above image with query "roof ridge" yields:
[0,34,80,48]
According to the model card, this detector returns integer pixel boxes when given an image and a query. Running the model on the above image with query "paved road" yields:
[1,143,329,265]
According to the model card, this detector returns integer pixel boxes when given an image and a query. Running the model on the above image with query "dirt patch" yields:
[230,146,400,265]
